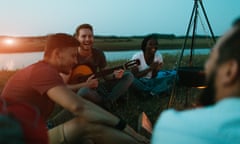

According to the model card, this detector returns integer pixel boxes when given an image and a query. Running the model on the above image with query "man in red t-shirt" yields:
[1,33,148,144]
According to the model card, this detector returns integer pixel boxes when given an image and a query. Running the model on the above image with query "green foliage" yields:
[108,54,209,70]
[0,54,208,138]
[0,35,214,53]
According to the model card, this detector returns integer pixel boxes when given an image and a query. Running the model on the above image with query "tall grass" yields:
[0,54,208,137]
[108,54,209,70]
[0,54,208,91]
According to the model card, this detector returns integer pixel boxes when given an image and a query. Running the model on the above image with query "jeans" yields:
[77,71,134,103]
[131,70,176,95]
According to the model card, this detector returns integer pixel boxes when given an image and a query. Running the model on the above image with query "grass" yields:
[0,36,215,53]
[0,54,208,138]
[108,54,209,69]
[94,37,215,51]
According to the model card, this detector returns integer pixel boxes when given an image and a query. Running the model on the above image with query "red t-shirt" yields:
[1,61,65,144]
[1,61,65,120]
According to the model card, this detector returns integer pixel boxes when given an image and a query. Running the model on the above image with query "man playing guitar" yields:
[67,23,134,107]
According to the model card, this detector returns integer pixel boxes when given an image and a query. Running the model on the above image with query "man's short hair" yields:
[232,17,240,26]
[217,24,240,64]
[44,33,80,58]
[74,23,93,37]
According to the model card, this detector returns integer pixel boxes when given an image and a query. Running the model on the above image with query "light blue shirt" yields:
[151,97,240,144]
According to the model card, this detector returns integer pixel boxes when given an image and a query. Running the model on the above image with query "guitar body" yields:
[69,65,94,84]
[72,65,93,78]
[69,59,140,84]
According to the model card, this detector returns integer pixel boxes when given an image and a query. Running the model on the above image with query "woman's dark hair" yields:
[141,34,158,52]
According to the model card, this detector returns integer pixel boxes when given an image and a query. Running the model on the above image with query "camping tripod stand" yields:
[168,0,216,108]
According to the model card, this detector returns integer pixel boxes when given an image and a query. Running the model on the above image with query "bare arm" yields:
[47,86,118,125]
[67,75,98,90]
[47,86,148,143]
[132,62,163,78]
[132,66,152,78]
[60,72,98,91]
[151,62,163,78]
[66,82,86,90]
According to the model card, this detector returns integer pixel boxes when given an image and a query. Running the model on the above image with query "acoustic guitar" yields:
[69,59,140,84]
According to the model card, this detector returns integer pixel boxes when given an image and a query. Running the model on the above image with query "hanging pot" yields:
[177,66,206,87]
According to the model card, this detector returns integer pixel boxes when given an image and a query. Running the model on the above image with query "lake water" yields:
[0,48,210,70]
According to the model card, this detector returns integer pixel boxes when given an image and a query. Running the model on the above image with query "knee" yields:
[122,71,134,82]
[77,87,103,105]
[77,87,90,96]
[63,118,102,143]
[68,117,103,134]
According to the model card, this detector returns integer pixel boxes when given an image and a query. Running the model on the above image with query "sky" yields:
[0,0,239,37]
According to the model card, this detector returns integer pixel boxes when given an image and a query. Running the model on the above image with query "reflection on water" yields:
[4,60,15,70]
[0,52,43,70]
[0,49,210,70]
[106,49,210,61]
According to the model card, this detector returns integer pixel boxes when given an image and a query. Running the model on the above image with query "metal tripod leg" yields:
[168,0,215,109]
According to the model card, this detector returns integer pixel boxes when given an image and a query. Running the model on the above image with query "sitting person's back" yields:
[151,17,240,144]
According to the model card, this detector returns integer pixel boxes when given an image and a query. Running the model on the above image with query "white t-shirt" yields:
[131,51,163,78]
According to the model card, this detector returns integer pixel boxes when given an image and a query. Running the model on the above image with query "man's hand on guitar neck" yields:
[86,75,99,88]
[64,74,98,91]
[113,69,124,79]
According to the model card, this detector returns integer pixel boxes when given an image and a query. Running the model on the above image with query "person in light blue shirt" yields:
[152,18,240,144]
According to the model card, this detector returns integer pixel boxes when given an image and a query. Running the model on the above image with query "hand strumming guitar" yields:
[86,75,99,88]
[113,69,124,79]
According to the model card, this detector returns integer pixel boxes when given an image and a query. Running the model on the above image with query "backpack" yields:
[0,114,25,144]
[0,98,49,144]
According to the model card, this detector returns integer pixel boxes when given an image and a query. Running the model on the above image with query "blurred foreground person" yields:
[152,18,240,144]
[1,33,148,144]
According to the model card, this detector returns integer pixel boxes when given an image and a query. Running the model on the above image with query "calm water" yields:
[0,48,210,70]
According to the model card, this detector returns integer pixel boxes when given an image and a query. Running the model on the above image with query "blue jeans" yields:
[131,70,176,95]
[77,71,134,103]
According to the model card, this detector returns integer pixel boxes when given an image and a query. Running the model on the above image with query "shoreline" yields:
[0,36,216,53]
[0,47,211,54]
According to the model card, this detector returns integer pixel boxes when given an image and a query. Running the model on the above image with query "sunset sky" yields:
[0,0,239,36]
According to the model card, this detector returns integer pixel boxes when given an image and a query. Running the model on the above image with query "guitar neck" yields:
[94,65,124,78]
[69,59,139,84]
[70,65,124,84]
